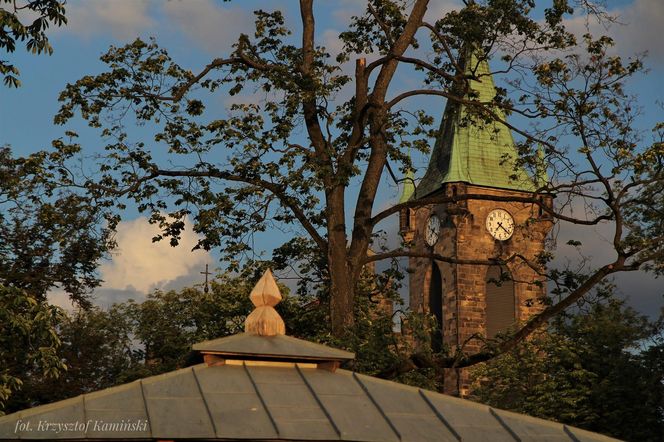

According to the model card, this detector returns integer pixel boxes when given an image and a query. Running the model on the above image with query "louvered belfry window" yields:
[485,266,515,338]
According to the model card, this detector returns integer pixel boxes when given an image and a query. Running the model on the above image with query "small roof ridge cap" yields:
[193,332,355,362]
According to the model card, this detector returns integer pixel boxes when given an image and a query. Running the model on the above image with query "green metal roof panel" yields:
[299,368,400,442]
[193,332,355,362]
[417,53,536,198]
[420,389,515,441]
[2,396,86,440]
[354,373,459,442]
[193,363,278,439]
[491,408,574,442]
[246,365,339,440]
[83,381,151,439]
[141,367,216,439]
[564,425,623,442]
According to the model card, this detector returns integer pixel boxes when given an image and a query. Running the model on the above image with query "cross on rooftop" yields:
[200,264,212,293]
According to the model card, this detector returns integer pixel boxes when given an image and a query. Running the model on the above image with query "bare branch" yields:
[362,249,504,266]
[156,168,327,253]
[370,192,611,227]
[171,57,239,101]
[443,260,630,368]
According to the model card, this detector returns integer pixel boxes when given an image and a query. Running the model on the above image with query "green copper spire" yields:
[399,168,415,203]
[535,145,549,189]
[417,52,536,198]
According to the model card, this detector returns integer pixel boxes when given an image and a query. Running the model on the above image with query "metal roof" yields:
[0,362,619,441]
[416,52,537,198]
[193,332,355,362]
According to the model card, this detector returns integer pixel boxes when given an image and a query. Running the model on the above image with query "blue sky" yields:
[1,0,662,316]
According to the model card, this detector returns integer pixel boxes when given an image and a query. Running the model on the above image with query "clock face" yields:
[486,209,514,241]
[425,214,441,246]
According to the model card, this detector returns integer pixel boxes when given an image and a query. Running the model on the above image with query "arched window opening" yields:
[429,263,444,351]
[485,266,515,338]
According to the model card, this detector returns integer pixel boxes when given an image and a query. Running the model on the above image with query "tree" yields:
[3,267,436,412]
[0,146,115,306]
[51,0,664,368]
[3,303,143,414]
[0,145,115,411]
[0,1,113,412]
[470,297,664,441]
[0,285,64,414]
[0,0,67,87]
[127,276,255,373]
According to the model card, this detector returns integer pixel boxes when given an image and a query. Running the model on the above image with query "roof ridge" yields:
[138,378,152,439]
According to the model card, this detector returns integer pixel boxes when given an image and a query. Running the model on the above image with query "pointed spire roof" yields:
[398,147,416,203]
[399,168,415,204]
[416,51,537,198]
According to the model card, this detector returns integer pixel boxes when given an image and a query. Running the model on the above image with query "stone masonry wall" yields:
[407,183,553,396]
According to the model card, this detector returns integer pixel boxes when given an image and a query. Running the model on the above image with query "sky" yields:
[1,0,662,316]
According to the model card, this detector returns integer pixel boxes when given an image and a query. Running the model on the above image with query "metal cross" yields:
[200,264,212,293]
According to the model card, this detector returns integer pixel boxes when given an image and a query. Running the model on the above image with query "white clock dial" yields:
[425,214,441,246]
[486,209,514,241]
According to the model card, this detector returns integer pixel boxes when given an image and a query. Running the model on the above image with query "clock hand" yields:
[497,222,510,233]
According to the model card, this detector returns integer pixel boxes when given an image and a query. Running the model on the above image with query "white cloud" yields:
[99,216,210,293]
[63,0,156,40]
[565,0,664,64]
[331,0,460,26]
[332,0,365,25]
[58,0,253,52]
[425,0,462,22]
[47,214,211,310]
[47,289,75,310]
[161,0,253,54]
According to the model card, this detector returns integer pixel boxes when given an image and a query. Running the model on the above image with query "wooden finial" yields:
[245,269,285,336]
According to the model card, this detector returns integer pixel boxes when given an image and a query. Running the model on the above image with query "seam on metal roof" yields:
[352,373,401,441]
[192,366,218,438]
[418,389,461,441]
[490,407,521,442]
[563,425,582,442]
[243,361,280,438]
[81,393,88,438]
[138,379,153,439]
[296,365,342,439]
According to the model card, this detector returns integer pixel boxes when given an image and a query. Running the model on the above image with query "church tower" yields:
[400,53,553,396]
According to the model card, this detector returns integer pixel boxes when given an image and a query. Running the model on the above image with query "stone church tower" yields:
[399,53,553,396]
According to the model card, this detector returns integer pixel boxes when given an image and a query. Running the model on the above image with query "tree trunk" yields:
[329,254,355,336]
[326,185,355,336]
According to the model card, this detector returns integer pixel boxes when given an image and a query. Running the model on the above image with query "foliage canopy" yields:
[471,298,664,441]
